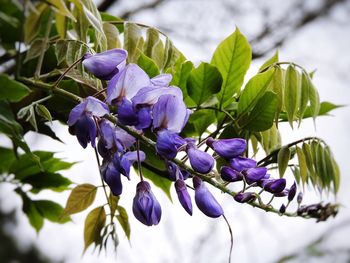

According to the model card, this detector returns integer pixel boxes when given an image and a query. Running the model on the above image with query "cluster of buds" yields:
[67,48,310,226]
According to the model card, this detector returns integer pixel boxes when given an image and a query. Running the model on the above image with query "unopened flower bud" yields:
[156,130,186,159]
[206,137,246,159]
[264,178,286,194]
[297,192,303,204]
[279,204,286,214]
[193,177,223,218]
[187,145,214,174]
[229,156,256,172]
[175,179,192,215]
[234,192,256,203]
[82,49,127,80]
[132,181,162,226]
[288,182,297,201]
[220,166,243,182]
[243,167,267,185]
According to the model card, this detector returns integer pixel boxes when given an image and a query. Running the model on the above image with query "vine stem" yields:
[23,77,315,219]
[223,214,233,263]
[136,139,144,181]
[94,147,113,223]
[257,136,326,166]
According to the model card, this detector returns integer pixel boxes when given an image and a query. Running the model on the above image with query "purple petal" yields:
[152,94,187,133]
[132,181,162,226]
[113,127,136,151]
[243,167,267,185]
[85,96,110,117]
[193,177,223,218]
[117,151,145,179]
[99,119,115,149]
[151,74,172,86]
[220,166,243,182]
[75,115,97,148]
[117,98,139,126]
[234,192,256,203]
[156,130,186,159]
[107,64,151,104]
[264,178,286,193]
[102,161,123,196]
[206,137,247,159]
[67,100,87,126]
[135,106,152,130]
[288,182,297,201]
[82,49,127,80]
[229,156,257,172]
[187,146,214,174]
[132,86,183,107]
[175,179,192,215]
[274,189,289,197]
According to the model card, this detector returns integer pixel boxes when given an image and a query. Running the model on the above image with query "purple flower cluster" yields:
[67,48,296,226]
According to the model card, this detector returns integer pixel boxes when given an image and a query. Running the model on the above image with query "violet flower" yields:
[229,156,257,172]
[68,96,109,148]
[263,178,286,194]
[107,64,151,105]
[288,182,297,201]
[243,167,267,185]
[152,94,188,133]
[115,151,145,179]
[101,161,122,196]
[82,49,127,80]
[206,137,247,159]
[193,177,223,218]
[234,192,256,203]
[132,181,162,226]
[150,74,172,86]
[187,144,214,174]
[175,179,193,215]
[156,130,186,159]
[220,166,243,182]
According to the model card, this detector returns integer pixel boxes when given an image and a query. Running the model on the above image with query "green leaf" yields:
[259,123,281,154]
[109,194,120,218]
[0,147,16,173]
[259,50,278,71]
[277,146,291,178]
[55,12,66,38]
[187,62,222,106]
[296,146,308,186]
[24,3,48,43]
[187,109,216,136]
[24,38,49,63]
[35,104,52,122]
[144,28,160,59]
[302,143,316,184]
[103,22,121,49]
[47,0,76,21]
[240,91,278,132]
[284,65,301,127]
[211,27,251,107]
[63,184,97,216]
[238,68,275,115]
[24,172,72,193]
[116,206,130,240]
[269,66,283,124]
[124,22,142,63]
[19,191,44,232]
[298,71,310,123]
[308,77,320,120]
[84,206,106,252]
[137,53,160,78]
[34,200,70,223]
[167,61,194,106]
[0,74,31,102]
[163,38,184,70]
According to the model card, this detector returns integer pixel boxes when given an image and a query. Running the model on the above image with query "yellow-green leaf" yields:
[84,206,106,252]
[35,104,52,123]
[284,65,301,128]
[296,146,308,186]
[47,0,76,21]
[103,23,121,49]
[116,206,130,240]
[62,184,97,216]
[298,71,310,124]
[259,50,278,72]
[277,146,290,178]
